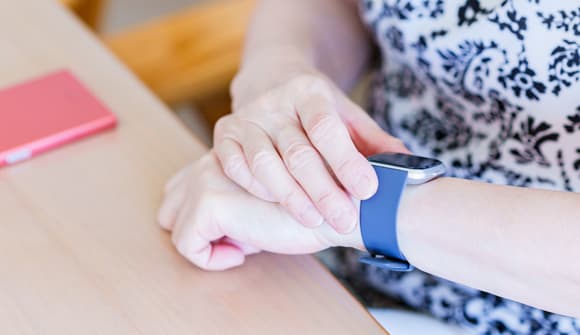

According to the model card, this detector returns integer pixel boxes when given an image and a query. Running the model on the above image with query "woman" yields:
[158,0,580,333]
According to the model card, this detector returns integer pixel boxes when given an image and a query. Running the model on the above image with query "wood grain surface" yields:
[0,1,387,334]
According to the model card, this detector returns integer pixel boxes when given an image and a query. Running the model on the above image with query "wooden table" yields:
[0,1,386,334]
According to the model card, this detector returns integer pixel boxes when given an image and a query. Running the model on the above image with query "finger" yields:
[274,125,358,233]
[223,237,262,255]
[340,97,410,156]
[181,241,245,271]
[214,137,276,201]
[239,123,325,228]
[202,243,246,271]
[172,204,246,271]
[157,184,187,231]
[297,95,378,200]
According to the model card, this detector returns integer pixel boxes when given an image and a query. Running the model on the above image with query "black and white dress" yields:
[347,0,580,333]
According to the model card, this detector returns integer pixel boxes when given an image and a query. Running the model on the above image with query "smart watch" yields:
[359,153,446,271]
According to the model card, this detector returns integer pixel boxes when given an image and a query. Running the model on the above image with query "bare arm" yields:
[336,178,580,317]
[237,0,580,316]
[405,178,580,317]
[169,0,580,319]
[160,153,580,317]
[236,0,372,96]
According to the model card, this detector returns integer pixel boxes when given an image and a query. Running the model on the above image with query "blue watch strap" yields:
[359,166,413,271]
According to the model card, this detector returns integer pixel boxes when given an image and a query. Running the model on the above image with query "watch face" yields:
[369,153,442,170]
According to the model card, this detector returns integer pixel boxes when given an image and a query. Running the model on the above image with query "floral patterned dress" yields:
[348,0,580,333]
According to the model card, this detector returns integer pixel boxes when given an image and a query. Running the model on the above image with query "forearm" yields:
[240,0,371,90]
[400,178,580,317]
[168,149,579,316]
[330,177,580,316]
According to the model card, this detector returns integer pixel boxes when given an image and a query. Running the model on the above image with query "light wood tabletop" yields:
[0,1,387,334]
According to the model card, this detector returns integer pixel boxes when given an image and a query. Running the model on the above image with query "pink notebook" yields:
[0,70,117,167]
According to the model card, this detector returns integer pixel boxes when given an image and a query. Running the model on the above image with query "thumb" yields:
[339,98,410,157]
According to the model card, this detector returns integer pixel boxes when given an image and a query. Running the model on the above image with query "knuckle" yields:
[279,189,314,223]
[336,157,358,179]
[172,225,192,256]
[289,74,332,96]
[240,112,288,135]
[175,238,190,258]
[175,239,207,269]
[249,150,277,174]
[314,189,336,208]
[237,95,277,119]
[214,115,227,132]
[279,188,302,209]
[314,190,348,215]
[283,141,317,173]
[222,155,246,183]
[308,112,338,143]
[213,115,231,139]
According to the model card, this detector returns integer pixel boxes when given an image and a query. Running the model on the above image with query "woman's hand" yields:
[157,151,363,271]
[214,60,408,234]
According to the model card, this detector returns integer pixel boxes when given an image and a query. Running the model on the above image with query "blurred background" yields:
[59,0,256,146]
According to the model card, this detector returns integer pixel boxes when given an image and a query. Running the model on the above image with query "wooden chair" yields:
[60,0,255,126]
[60,0,105,29]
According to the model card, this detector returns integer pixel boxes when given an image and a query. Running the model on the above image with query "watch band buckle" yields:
[359,254,414,272]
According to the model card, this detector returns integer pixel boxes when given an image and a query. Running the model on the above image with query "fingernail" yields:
[301,205,324,228]
[331,209,357,234]
[353,173,376,199]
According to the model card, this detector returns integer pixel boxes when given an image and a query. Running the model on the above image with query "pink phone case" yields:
[0,70,117,167]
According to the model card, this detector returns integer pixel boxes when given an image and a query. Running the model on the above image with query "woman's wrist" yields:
[240,44,316,71]
[397,177,445,263]
[320,177,451,255]
[231,45,323,109]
